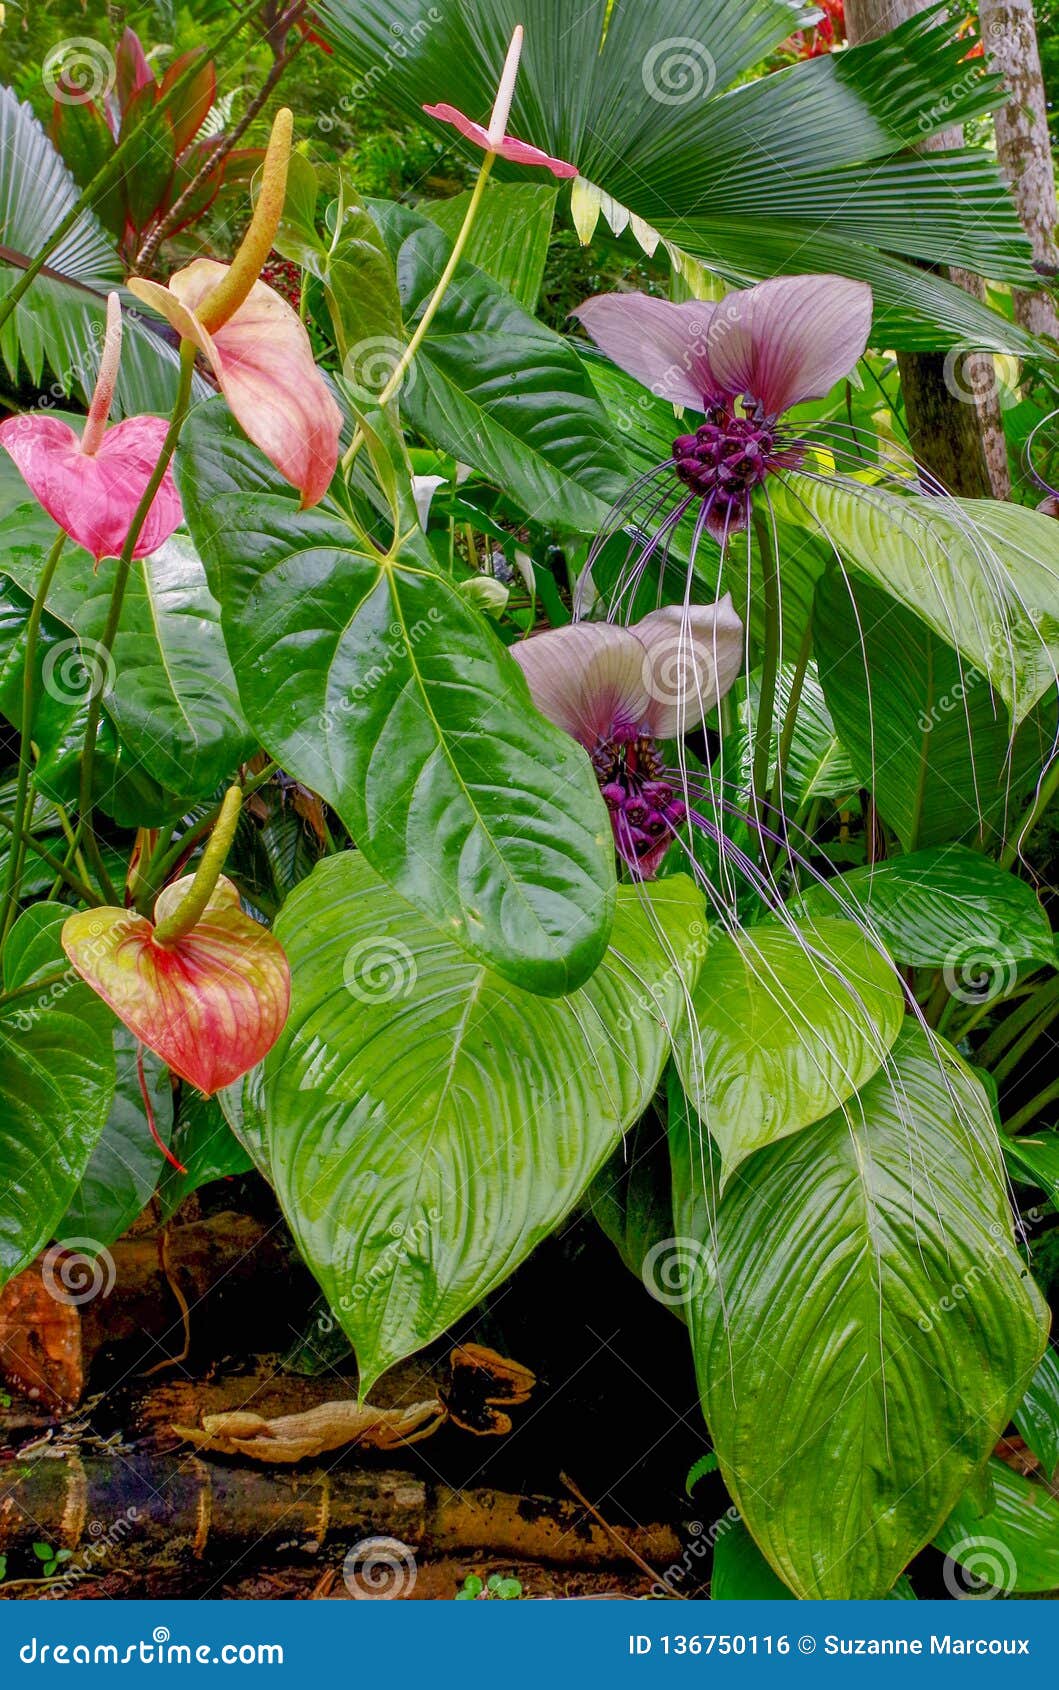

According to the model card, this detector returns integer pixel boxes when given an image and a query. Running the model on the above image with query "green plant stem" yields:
[76,340,196,894]
[0,0,259,336]
[0,812,101,906]
[1003,1077,1059,1138]
[976,970,1059,1072]
[341,152,496,474]
[751,507,781,863]
[1000,756,1059,870]
[764,611,813,869]
[137,760,278,914]
[1,531,66,942]
[153,787,242,945]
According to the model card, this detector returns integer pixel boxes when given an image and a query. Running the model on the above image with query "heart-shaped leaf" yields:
[177,402,617,995]
[251,853,705,1388]
[62,875,290,1096]
[671,1024,1048,1598]
[0,905,115,1287]
[672,916,904,1183]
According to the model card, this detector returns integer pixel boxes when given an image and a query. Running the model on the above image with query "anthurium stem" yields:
[0,807,100,906]
[1,529,66,942]
[342,152,495,474]
[76,340,196,888]
[0,0,258,336]
[153,787,243,946]
[138,760,278,915]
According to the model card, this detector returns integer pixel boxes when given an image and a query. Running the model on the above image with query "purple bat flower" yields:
[573,274,872,545]
[512,599,743,878]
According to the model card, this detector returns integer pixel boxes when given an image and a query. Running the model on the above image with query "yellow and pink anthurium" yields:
[62,789,290,1097]
[0,291,183,562]
[128,107,341,507]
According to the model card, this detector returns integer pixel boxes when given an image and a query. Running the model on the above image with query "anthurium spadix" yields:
[62,791,290,1096]
[573,274,872,543]
[422,25,577,178]
[0,292,183,562]
[512,600,743,877]
[128,108,341,507]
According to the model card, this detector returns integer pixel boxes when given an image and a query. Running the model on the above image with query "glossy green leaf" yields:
[178,403,616,995]
[813,567,1052,852]
[256,854,705,1388]
[786,476,1059,726]
[424,183,556,312]
[934,1459,1059,1594]
[158,1091,253,1220]
[0,906,116,1287]
[672,916,904,1183]
[62,1028,173,1250]
[711,1521,796,1600]
[793,847,1055,973]
[1005,1131,1059,1204]
[1014,1347,1059,1479]
[368,201,627,532]
[671,1023,1048,1599]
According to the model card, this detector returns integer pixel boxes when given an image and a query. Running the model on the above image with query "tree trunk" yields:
[845,0,1002,497]
[978,0,1059,340]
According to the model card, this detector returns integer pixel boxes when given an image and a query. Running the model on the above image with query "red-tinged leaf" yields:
[115,27,153,112]
[61,876,291,1097]
[159,52,216,154]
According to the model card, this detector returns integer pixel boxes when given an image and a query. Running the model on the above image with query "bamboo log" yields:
[0,1457,682,1571]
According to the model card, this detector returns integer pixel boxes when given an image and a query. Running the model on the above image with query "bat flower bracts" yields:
[512,599,744,878]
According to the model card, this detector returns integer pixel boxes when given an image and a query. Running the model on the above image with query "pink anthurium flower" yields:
[62,872,290,1097]
[127,108,341,508]
[0,292,182,562]
[512,599,744,877]
[573,274,872,542]
[422,26,577,178]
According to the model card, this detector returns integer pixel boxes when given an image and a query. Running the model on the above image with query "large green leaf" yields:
[793,846,1055,974]
[0,86,187,414]
[254,854,704,1388]
[786,476,1059,726]
[317,0,1037,349]
[672,916,904,1183]
[178,403,616,995]
[1,497,253,803]
[1013,1346,1059,1479]
[365,201,627,532]
[1005,1131,1059,1204]
[0,905,116,1287]
[61,1028,173,1250]
[423,182,556,312]
[934,1459,1059,1595]
[813,567,1052,852]
[670,1023,1048,1599]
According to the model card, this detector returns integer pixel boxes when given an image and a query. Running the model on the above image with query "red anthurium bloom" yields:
[62,873,290,1096]
[0,292,182,562]
[422,26,577,178]
[573,274,872,542]
[128,108,342,508]
[512,599,744,877]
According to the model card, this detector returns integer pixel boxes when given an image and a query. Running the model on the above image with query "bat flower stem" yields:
[0,529,67,942]
[75,338,197,893]
[153,786,243,948]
